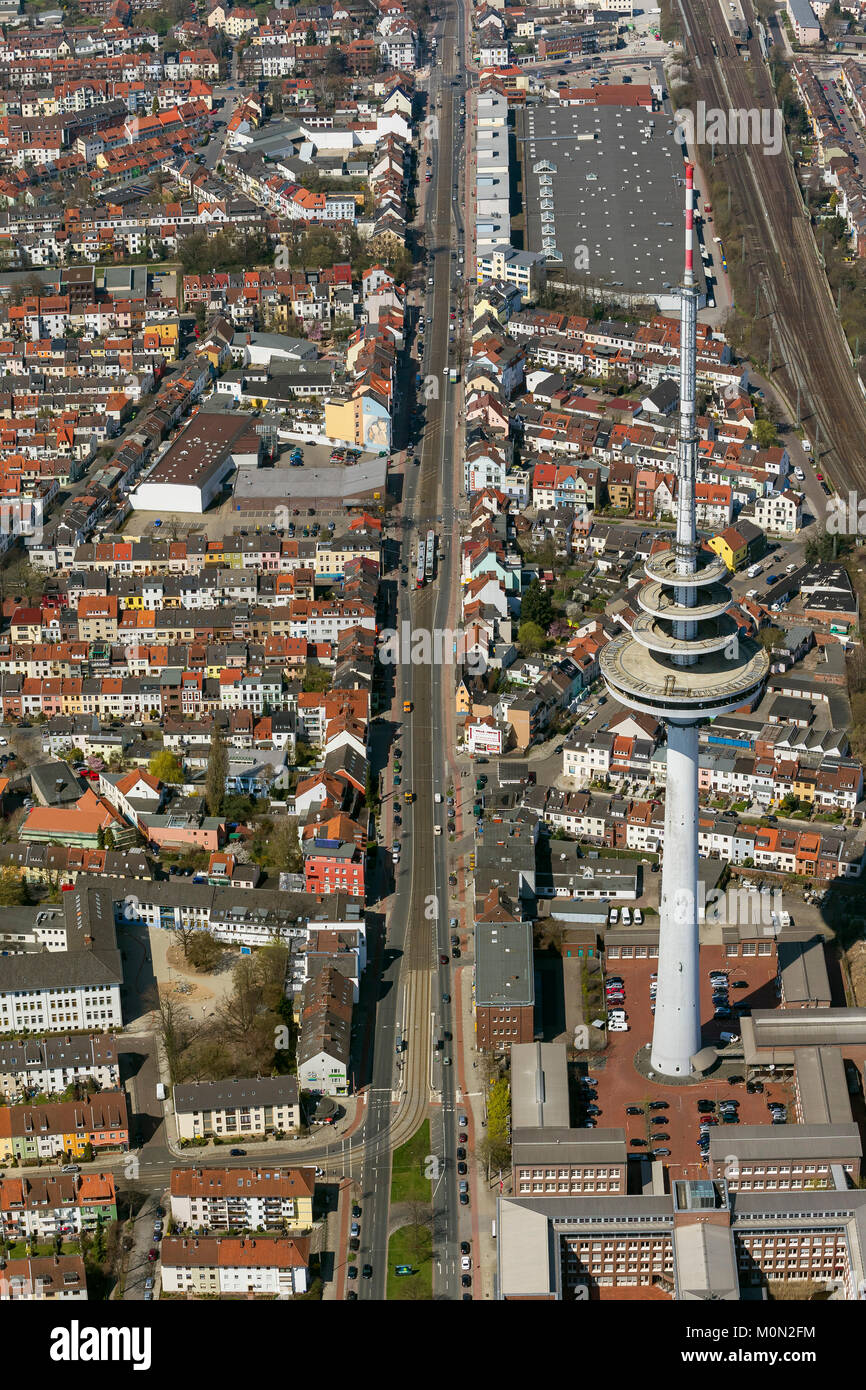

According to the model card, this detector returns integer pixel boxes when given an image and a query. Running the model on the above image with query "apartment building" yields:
[169,1166,315,1232]
[0,1033,121,1099]
[0,1091,129,1163]
[0,1172,117,1241]
[173,1077,301,1142]
[160,1235,310,1296]
[0,1254,88,1301]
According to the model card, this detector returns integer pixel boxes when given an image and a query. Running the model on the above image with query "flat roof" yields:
[233,458,387,503]
[709,1123,862,1162]
[777,934,831,1004]
[511,1042,571,1129]
[741,1008,866,1062]
[517,104,704,297]
[794,1046,853,1126]
[512,1126,627,1165]
[475,917,535,1007]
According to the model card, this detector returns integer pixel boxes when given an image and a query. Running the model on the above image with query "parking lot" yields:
[586,946,796,1180]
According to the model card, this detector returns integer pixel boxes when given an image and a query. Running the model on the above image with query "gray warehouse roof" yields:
[517,104,706,299]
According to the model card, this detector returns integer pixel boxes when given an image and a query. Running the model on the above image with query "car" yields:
[147,1249,158,1261]
[443,994,451,1004]
[144,1277,155,1291]
[458,1131,468,1143]
[697,1100,715,1112]
[457,1160,467,1174]
[630,1138,646,1147]
[440,954,449,965]
[459,1114,468,1126]
[347,1265,358,1279]
[652,1148,671,1157]
[731,980,749,989]
[584,1076,599,1087]
[460,1240,471,1256]
[652,1133,670,1142]
[461,1273,472,1288]
[746,1080,764,1094]
[626,1106,643,1115]
[817,472,824,481]
[456,1147,466,1161]
[452,948,460,960]
[608,1020,629,1032]
[61,1164,81,1174]
[721,1113,739,1123]
[351,1221,360,1237]
[349,1237,360,1253]
[459,1192,469,1205]
[362,1264,373,1280]
[648,1101,669,1110]
[352,1205,362,1218]
[605,979,623,987]
[229,1148,246,1157]
[727,1075,745,1086]
[651,1116,668,1126]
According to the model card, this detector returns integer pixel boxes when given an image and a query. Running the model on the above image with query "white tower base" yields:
[650,721,701,1077]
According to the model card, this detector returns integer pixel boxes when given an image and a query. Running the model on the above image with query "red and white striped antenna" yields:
[684,162,695,286]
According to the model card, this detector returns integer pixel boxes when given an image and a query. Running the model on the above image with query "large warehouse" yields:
[516,102,706,305]
[131,414,262,514]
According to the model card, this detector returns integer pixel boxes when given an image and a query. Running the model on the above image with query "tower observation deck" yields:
[599,163,769,1077]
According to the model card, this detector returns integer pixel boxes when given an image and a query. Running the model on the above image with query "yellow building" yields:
[708,526,749,573]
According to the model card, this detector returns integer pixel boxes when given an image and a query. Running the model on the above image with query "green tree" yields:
[757,625,784,651]
[185,931,222,973]
[0,865,29,906]
[518,621,548,655]
[753,418,778,449]
[96,826,105,850]
[520,577,553,632]
[149,749,184,784]
[303,665,333,693]
[103,829,116,852]
[205,727,228,818]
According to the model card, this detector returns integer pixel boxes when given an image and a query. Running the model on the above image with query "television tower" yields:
[599,163,768,1077]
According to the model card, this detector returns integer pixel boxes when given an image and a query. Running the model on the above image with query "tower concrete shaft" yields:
[650,721,701,1075]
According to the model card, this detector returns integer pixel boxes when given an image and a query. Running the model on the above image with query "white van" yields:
[621,906,631,925]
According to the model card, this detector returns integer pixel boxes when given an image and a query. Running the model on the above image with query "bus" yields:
[425,529,435,581]
[416,540,425,589]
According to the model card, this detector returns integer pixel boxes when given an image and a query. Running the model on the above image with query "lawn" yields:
[390,1119,431,1204]
[386,1223,433,1300]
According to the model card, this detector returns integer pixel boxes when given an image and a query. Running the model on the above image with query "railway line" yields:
[679,0,866,491]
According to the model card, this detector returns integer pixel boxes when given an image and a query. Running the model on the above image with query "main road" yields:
[355,0,469,1301]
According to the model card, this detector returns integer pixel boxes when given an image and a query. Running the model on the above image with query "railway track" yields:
[678,0,866,491]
